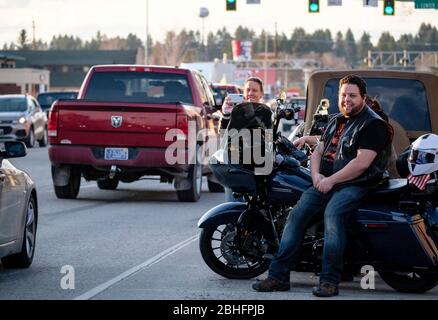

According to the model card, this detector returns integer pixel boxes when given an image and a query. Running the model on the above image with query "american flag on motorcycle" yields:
[407,173,431,190]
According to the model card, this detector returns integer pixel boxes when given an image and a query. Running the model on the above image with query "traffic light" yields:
[308,0,320,13]
[383,0,395,15]
[226,0,237,11]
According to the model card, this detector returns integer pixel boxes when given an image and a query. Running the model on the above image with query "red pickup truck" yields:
[48,65,221,202]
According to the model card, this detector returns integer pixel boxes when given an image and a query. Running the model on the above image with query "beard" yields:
[338,102,365,117]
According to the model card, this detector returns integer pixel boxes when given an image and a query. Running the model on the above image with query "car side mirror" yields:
[1,141,27,159]
[316,98,330,115]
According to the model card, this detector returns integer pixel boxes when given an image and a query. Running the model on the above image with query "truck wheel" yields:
[207,178,224,192]
[1,195,37,268]
[38,126,48,147]
[97,178,119,190]
[52,166,81,199]
[177,157,202,202]
[25,128,35,148]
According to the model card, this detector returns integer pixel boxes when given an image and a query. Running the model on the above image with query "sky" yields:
[1,0,438,47]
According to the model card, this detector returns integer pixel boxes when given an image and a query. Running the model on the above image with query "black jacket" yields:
[321,106,391,186]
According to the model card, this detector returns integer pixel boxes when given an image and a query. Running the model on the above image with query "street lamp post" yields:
[145,0,149,65]
[199,7,209,60]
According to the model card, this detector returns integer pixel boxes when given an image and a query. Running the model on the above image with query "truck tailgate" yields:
[56,101,177,147]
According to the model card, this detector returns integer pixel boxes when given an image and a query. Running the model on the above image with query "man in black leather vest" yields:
[253,75,392,297]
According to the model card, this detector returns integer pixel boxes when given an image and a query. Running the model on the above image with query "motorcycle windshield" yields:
[210,102,274,176]
[226,102,273,131]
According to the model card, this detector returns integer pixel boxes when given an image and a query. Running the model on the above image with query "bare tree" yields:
[151,30,198,65]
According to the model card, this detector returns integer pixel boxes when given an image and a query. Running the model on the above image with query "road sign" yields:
[328,0,342,5]
[363,0,378,7]
[415,0,438,9]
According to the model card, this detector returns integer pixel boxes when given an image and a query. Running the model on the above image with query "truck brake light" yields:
[176,114,189,140]
[48,108,59,137]
[129,67,149,72]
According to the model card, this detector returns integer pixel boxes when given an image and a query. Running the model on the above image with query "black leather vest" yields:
[321,106,390,185]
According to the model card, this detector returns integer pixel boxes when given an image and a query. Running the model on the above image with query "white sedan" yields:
[0,141,37,268]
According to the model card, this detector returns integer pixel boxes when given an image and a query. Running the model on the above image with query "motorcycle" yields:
[198,94,438,293]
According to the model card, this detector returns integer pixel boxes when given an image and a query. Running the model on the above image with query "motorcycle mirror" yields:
[278,92,287,104]
[317,98,330,115]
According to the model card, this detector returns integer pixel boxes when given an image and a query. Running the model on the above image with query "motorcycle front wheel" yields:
[379,271,438,293]
[199,222,270,279]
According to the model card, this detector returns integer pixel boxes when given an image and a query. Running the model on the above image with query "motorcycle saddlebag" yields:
[354,207,438,268]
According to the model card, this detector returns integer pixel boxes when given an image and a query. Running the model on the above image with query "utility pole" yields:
[145,0,149,65]
[274,22,278,59]
[32,20,36,50]
[264,31,268,86]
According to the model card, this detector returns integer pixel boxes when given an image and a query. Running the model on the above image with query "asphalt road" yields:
[1,146,437,302]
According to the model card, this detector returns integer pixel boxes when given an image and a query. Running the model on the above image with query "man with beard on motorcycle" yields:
[253,75,393,297]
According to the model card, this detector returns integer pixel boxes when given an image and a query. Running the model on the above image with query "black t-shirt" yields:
[320,119,388,177]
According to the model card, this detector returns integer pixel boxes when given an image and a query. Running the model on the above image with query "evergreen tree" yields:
[344,29,358,66]
[278,33,290,54]
[377,32,397,51]
[290,28,307,56]
[234,26,255,41]
[398,34,414,51]
[358,32,373,60]
[18,29,30,50]
[415,23,438,51]
[216,27,233,61]
[309,29,333,53]
[334,31,345,58]
[126,33,143,50]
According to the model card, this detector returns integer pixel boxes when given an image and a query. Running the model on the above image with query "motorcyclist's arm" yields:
[310,141,325,187]
[317,149,377,193]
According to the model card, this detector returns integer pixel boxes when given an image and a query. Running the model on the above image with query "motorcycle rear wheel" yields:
[379,271,438,293]
[199,222,270,279]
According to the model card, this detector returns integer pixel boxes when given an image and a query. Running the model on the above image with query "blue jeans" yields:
[268,185,368,285]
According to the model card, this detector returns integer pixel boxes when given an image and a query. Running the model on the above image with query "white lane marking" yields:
[73,234,199,300]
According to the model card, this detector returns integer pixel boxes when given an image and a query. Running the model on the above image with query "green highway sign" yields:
[415,0,438,9]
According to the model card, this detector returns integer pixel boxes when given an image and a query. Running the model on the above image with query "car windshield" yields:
[84,71,194,105]
[290,98,306,108]
[37,92,77,109]
[323,78,431,131]
[0,97,27,112]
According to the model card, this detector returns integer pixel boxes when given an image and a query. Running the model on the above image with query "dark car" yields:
[37,91,78,117]
[0,95,48,148]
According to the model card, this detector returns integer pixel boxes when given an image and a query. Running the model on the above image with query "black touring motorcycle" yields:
[198,96,438,293]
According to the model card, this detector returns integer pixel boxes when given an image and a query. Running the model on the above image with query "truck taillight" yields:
[176,114,189,140]
[48,108,59,139]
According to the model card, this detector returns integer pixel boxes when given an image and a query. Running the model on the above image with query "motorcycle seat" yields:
[369,178,408,198]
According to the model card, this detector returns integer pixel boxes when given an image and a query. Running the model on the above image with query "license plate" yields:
[104,148,129,161]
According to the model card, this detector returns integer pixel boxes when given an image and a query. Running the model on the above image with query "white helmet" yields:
[408,134,438,176]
